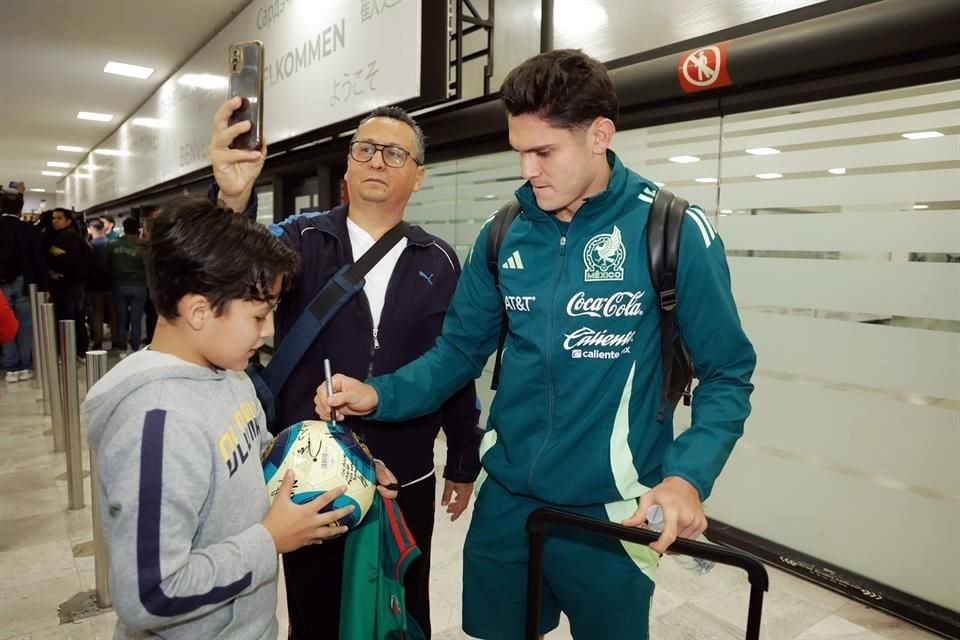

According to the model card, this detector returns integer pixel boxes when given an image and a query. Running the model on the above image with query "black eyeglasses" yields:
[349,141,422,168]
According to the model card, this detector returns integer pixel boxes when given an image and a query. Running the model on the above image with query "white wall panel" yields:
[721,213,960,253]
[707,446,960,611]
[742,312,960,401]
[745,377,959,494]
[730,258,960,321]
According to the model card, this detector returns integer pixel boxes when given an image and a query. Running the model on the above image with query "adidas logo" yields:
[501,250,524,270]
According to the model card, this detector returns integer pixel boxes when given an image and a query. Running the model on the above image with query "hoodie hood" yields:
[82,349,230,452]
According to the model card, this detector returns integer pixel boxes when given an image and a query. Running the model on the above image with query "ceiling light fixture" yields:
[901,131,943,140]
[912,204,929,210]
[93,149,130,157]
[695,177,718,183]
[57,145,85,153]
[30,188,46,192]
[668,155,700,164]
[41,171,64,177]
[47,161,71,168]
[746,147,781,155]
[77,111,114,122]
[828,167,846,175]
[756,173,783,179]
[103,61,155,79]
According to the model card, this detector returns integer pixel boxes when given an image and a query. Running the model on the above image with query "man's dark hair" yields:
[122,217,139,236]
[500,49,618,129]
[99,213,115,224]
[0,191,23,215]
[146,196,298,319]
[87,219,105,232]
[352,105,426,163]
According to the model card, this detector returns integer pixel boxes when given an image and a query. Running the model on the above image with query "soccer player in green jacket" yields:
[317,49,756,640]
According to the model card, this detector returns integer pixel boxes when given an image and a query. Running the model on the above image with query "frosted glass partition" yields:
[712,80,960,611]
[407,80,959,611]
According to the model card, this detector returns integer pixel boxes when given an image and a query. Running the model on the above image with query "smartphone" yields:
[227,41,264,150]
[8,181,18,188]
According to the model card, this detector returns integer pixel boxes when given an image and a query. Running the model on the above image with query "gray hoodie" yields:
[83,350,279,640]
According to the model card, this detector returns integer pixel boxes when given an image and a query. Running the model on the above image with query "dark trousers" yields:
[52,284,88,357]
[283,474,436,639]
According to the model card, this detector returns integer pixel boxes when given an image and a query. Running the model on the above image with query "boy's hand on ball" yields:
[315,374,380,421]
[263,471,352,552]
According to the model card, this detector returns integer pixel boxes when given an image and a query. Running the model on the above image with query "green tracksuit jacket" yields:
[369,151,756,505]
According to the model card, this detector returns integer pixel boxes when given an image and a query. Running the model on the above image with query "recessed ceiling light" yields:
[913,204,929,210]
[828,167,846,175]
[720,209,733,213]
[746,147,781,155]
[30,188,46,192]
[55,190,65,194]
[132,117,166,128]
[77,111,114,122]
[41,171,64,177]
[901,131,943,140]
[178,73,227,90]
[94,149,130,157]
[57,145,85,153]
[668,155,700,164]
[104,61,154,79]
[756,173,783,179]
[47,161,71,168]
[695,177,718,183]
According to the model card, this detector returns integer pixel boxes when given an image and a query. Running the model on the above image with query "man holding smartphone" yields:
[207,97,482,639]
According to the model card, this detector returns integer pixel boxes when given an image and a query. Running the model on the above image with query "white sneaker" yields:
[18,370,33,382]
[5,371,18,383]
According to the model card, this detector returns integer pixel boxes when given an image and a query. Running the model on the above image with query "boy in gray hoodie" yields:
[82,197,399,640]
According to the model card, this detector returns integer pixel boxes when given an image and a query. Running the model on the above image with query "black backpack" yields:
[0,221,22,286]
[485,188,695,422]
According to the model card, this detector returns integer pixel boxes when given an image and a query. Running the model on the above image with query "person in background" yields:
[87,218,113,351]
[0,184,47,382]
[99,213,122,241]
[46,207,90,358]
[106,217,147,357]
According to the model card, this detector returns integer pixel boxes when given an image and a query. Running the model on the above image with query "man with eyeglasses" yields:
[208,99,481,639]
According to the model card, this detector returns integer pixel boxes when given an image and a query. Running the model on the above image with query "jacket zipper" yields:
[367,328,380,377]
[527,231,566,493]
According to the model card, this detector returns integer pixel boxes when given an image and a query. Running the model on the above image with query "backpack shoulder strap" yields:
[486,199,522,390]
[258,220,410,397]
[647,187,689,422]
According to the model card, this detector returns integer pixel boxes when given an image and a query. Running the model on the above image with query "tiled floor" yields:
[0,368,943,639]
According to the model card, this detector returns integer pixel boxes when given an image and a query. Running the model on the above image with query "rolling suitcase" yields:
[525,508,770,640]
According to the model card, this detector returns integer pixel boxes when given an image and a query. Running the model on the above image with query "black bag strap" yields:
[486,199,522,391]
[258,220,410,397]
[647,187,688,422]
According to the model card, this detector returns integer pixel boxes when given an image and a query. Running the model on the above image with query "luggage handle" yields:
[525,508,770,640]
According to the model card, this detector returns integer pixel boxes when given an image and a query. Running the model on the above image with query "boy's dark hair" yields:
[146,196,298,319]
[353,105,425,163]
[99,213,115,224]
[88,219,105,232]
[122,217,140,236]
[500,49,619,129]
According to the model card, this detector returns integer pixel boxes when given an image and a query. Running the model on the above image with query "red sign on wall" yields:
[677,43,732,94]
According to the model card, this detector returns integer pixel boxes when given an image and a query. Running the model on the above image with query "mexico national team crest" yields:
[583,226,625,282]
